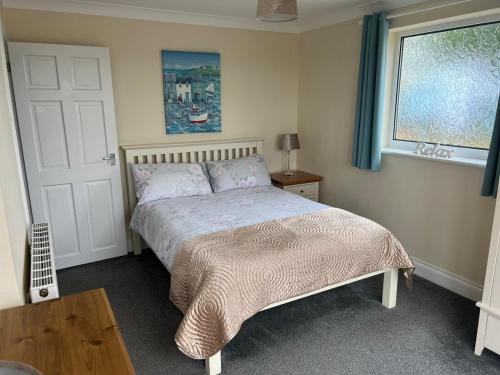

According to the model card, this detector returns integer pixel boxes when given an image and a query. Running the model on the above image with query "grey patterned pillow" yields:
[131,163,212,205]
[204,155,271,193]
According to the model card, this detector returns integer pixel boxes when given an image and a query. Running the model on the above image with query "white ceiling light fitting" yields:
[257,0,298,22]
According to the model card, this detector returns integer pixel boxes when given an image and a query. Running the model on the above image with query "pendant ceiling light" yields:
[257,0,298,22]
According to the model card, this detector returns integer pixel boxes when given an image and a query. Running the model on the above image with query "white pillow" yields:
[131,163,212,205]
[204,155,271,193]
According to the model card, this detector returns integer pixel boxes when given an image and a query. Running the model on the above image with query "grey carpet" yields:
[57,250,500,375]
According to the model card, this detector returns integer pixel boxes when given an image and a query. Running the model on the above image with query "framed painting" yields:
[162,50,221,134]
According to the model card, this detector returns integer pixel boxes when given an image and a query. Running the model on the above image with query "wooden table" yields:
[269,170,323,187]
[0,289,135,375]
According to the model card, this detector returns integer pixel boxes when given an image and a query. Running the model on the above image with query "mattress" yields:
[130,186,327,271]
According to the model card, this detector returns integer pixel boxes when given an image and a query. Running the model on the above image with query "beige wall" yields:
[3,8,300,245]
[2,8,300,173]
[0,190,24,308]
[0,6,28,309]
[298,13,497,285]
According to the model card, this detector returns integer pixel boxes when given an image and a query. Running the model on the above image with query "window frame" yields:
[385,14,500,164]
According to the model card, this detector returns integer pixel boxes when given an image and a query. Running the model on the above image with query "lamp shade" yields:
[257,0,298,22]
[280,133,300,151]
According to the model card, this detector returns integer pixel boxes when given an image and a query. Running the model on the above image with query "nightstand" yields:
[270,170,323,202]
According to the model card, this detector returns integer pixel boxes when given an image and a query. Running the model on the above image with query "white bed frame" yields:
[122,138,399,375]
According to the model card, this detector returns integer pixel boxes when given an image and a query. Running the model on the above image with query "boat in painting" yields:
[206,82,215,98]
[189,105,208,124]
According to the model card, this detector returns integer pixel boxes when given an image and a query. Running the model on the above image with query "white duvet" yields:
[130,186,327,271]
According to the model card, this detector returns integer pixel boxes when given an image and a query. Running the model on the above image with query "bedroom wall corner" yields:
[297,15,496,289]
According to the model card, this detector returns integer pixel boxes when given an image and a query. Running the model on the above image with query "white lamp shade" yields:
[257,0,298,22]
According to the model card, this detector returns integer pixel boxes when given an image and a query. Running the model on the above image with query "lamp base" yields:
[283,170,294,176]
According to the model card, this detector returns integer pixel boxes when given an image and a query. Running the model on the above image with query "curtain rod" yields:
[386,0,473,20]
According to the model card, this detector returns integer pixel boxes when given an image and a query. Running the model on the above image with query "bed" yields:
[122,138,414,375]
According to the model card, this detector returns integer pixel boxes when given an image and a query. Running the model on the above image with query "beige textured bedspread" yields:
[170,208,414,359]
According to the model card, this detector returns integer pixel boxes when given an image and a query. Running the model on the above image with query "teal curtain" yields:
[481,95,500,197]
[352,12,389,171]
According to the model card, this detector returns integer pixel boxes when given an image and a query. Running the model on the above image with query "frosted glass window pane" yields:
[394,22,500,150]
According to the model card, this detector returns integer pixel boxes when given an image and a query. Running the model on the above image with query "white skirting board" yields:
[411,257,483,301]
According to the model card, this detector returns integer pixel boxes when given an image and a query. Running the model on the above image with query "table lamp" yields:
[280,133,300,176]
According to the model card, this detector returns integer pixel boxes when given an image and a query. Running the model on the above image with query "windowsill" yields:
[381,147,487,168]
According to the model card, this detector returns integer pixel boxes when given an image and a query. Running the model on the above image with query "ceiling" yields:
[73,0,373,19]
[2,0,432,32]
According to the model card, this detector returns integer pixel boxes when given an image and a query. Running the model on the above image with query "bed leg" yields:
[132,232,142,255]
[382,268,398,308]
[205,351,221,375]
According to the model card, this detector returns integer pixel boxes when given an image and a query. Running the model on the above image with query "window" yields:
[389,19,500,161]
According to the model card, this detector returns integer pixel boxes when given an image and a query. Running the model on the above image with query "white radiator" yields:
[30,223,59,303]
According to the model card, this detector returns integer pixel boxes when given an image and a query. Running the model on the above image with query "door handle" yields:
[102,153,116,166]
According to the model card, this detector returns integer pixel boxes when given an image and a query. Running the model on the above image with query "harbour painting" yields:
[162,50,221,134]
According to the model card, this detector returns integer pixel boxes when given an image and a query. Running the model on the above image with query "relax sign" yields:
[415,142,455,159]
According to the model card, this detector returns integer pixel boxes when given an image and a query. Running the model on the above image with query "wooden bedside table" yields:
[270,170,323,202]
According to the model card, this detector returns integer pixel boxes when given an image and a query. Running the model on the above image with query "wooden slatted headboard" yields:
[121,138,264,254]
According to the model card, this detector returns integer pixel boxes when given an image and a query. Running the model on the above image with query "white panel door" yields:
[9,42,127,269]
